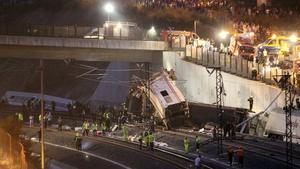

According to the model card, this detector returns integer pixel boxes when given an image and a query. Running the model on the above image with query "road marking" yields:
[32,139,132,169]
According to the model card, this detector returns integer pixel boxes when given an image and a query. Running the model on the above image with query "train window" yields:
[160,90,169,97]
[160,90,173,103]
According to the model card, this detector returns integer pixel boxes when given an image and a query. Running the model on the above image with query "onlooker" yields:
[29,114,34,127]
[236,146,244,168]
[227,145,234,166]
[247,96,254,111]
[251,68,257,80]
[194,154,202,169]
[58,116,63,131]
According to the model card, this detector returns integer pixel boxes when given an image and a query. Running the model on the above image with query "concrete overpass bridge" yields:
[0,35,167,63]
[0,33,290,112]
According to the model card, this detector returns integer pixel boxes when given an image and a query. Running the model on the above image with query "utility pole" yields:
[40,59,45,169]
[193,20,199,34]
[207,66,224,155]
[142,62,150,118]
[273,73,293,169]
[285,82,293,169]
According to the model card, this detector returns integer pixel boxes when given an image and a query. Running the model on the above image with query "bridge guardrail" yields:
[0,24,163,41]
[184,44,299,92]
[0,35,167,51]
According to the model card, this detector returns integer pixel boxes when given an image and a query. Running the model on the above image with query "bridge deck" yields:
[0,35,167,51]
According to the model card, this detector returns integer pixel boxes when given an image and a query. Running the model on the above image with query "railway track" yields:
[2,105,299,168]
[153,128,300,168]
[22,126,213,169]
[224,139,300,168]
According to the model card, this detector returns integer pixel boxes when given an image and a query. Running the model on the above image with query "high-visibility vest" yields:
[18,113,23,121]
[123,126,128,135]
[149,134,155,142]
[92,123,98,130]
[184,138,189,146]
[145,135,150,143]
[83,122,89,129]
[75,133,81,141]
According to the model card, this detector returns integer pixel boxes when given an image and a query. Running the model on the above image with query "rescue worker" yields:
[39,114,42,125]
[92,122,99,136]
[123,125,128,141]
[227,145,234,166]
[18,112,24,124]
[74,132,82,150]
[101,122,106,135]
[194,154,202,169]
[138,132,143,150]
[82,120,90,136]
[247,96,254,111]
[144,132,149,150]
[236,146,244,168]
[184,136,189,153]
[195,136,201,152]
[47,111,53,126]
[263,49,268,57]
[57,116,63,131]
[29,114,34,127]
[148,132,155,152]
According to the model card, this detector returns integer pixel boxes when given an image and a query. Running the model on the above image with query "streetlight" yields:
[40,59,45,169]
[289,34,298,43]
[148,26,156,39]
[219,30,229,40]
[219,30,229,52]
[104,2,114,22]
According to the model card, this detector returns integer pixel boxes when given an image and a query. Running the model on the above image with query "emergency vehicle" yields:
[229,33,256,61]
[166,30,203,47]
[257,35,300,59]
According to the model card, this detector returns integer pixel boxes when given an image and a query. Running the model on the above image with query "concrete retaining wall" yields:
[163,51,285,113]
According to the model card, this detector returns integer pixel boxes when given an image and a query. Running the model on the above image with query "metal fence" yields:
[0,128,28,169]
[185,44,295,88]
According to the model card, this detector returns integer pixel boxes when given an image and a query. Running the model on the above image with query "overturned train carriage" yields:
[128,71,188,128]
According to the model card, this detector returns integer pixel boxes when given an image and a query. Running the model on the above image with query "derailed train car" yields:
[264,108,300,143]
[149,71,189,128]
[127,71,189,128]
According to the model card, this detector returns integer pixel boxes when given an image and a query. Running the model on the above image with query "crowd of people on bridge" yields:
[137,0,300,17]
[137,0,300,44]
[137,0,228,10]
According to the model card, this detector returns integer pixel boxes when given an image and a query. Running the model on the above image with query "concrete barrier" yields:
[163,51,285,113]
[0,35,167,51]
